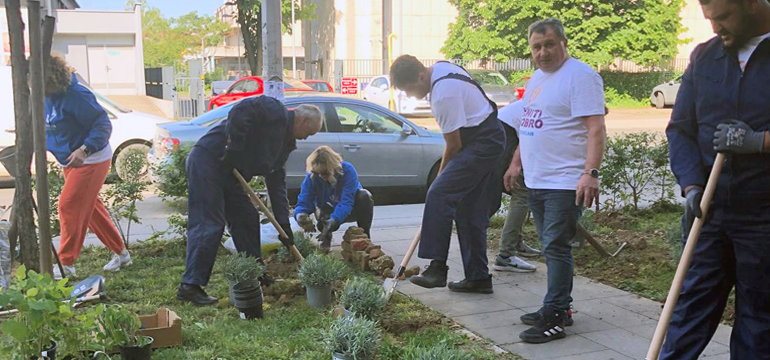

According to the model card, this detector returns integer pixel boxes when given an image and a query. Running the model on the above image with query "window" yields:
[471,72,508,86]
[241,79,260,93]
[370,77,387,89]
[310,82,330,92]
[228,81,246,94]
[334,104,404,134]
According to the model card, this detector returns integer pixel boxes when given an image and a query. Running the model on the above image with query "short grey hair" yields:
[295,104,324,127]
[528,18,568,42]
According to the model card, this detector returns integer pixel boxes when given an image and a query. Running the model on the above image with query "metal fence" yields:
[173,77,205,120]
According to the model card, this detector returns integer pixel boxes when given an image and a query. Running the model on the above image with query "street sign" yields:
[341,77,358,95]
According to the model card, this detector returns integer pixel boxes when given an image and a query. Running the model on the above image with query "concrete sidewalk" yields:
[361,204,732,360]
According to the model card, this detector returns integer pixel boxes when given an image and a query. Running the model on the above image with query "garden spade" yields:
[646,153,726,360]
[383,226,421,301]
[232,169,305,262]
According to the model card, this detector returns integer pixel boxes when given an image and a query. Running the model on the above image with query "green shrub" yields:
[298,254,346,288]
[600,71,679,101]
[221,252,265,284]
[604,87,648,108]
[97,304,152,348]
[665,218,683,262]
[153,142,194,203]
[402,344,474,360]
[277,231,316,263]
[324,316,381,359]
[340,277,387,319]
[103,148,148,249]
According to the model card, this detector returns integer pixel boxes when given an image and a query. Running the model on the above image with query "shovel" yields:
[232,169,304,262]
[383,226,421,301]
[646,153,726,360]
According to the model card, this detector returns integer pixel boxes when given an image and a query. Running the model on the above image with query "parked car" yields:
[301,79,334,93]
[650,75,681,109]
[362,75,431,116]
[211,80,236,96]
[466,69,517,108]
[208,76,314,110]
[149,92,445,198]
[512,75,531,100]
[0,66,168,179]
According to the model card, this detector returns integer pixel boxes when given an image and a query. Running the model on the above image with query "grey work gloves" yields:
[683,186,704,238]
[713,120,765,154]
[296,213,315,233]
[279,223,294,247]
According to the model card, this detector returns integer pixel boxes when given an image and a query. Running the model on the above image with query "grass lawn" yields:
[488,202,735,326]
[57,237,521,359]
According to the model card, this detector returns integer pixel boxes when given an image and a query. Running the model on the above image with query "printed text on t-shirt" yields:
[520,107,543,136]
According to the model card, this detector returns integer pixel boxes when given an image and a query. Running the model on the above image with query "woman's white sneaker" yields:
[103,250,132,272]
[492,255,537,272]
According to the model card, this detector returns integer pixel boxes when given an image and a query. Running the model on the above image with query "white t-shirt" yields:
[738,31,770,71]
[429,62,494,134]
[82,143,113,165]
[517,57,605,190]
[498,100,525,129]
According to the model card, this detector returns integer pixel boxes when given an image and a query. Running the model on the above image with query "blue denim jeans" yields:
[527,189,582,311]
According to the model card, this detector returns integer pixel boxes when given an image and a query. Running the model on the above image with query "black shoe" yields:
[521,306,574,326]
[409,260,448,289]
[177,283,218,306]
[519,307,568,344]
[448,275,493,294]
[259,273,276,287]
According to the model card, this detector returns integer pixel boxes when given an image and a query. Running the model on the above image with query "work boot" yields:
[448,275,493,294]
[519,307,568,344]
[177,283,218,306]
[409,260,448,289]
[516,242,542,258]
[521,306,574,326]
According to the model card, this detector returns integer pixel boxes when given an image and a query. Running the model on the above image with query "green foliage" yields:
[665,218,684,262]
[324,316,381,359]
[221,252,265,284]
[59,303,105,359]
[0,265,73,359]
[103,149,148,249]
[277,231,316,263]
[153,142,193,204]
[442,0,685,67]
[601,132,676,211]
[340,277,387,319]
[298,254,346,287]
[97,304,152,348]
[604,87,649,109]
[601,71,680,102]
[402,343,474,360]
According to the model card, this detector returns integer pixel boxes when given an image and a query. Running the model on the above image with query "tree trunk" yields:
[6,0,40,273]
[237,0,262,76]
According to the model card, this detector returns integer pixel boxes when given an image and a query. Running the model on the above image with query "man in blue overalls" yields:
[663,0,770,358]
[390,55,505,294]
[177,97,323,305]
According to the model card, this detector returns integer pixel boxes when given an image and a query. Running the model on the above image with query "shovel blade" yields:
[382,277,399,301]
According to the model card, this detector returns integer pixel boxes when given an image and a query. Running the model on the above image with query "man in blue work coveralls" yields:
[177,97,323,305]
[294,145,374,251]
[389,55,505,294]
[663,0,770,358]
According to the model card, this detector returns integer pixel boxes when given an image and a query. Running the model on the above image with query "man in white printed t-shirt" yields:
[502,18,606,344]
[389,55,505,294]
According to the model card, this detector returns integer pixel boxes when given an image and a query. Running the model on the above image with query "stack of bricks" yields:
[340,227,396,277]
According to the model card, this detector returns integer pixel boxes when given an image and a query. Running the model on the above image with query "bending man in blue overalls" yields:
[390,55,505,294]
[177,97,323,305]
[294,146,374,251]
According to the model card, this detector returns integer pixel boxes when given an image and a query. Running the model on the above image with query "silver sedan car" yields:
[149,92,445,199]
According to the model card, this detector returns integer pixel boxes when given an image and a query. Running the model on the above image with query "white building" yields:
[1,1,146,95]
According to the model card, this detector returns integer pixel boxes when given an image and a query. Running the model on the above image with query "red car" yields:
[208,76,314,110]
[513,75,531,100]
[301,79,334,93]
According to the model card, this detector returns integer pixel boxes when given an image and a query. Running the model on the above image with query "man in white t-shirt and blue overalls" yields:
[390,55,505,294]
[502,18,607,344]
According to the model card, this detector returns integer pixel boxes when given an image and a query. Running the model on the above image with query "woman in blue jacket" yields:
[44,56,131,279]
[294,146,373,251]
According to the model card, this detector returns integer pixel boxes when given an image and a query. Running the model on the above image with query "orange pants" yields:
[58,159,124,266]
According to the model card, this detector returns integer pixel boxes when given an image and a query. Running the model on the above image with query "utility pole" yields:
[28,0,53,275]
[262,0,283,102]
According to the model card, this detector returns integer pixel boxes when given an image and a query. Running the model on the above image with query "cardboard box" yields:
[139,307,181,349]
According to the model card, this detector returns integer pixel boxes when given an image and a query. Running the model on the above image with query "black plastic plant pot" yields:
[229,279,264,320]
[119,336,153,360]
[37,340,57,360]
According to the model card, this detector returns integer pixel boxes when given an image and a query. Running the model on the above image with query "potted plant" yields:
[0,265,71,360]
[339,278,386,319]
[324,316,381,360]
[297,254,346,308]
[222,252,265,320]
[97,305,153,360]
[59,304,109,360]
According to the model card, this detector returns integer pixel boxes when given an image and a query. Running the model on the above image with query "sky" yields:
[76,0,222,18]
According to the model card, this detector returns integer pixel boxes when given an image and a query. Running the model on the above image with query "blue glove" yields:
[713,120,765,154]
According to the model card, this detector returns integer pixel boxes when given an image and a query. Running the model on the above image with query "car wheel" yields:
[113,142,151,182]
[654,92,666,109]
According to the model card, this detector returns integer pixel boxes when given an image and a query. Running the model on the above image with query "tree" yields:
[235,0,315,75]
[442,0,686,67]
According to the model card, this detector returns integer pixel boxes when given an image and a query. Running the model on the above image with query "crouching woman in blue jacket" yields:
[294,146,373,251]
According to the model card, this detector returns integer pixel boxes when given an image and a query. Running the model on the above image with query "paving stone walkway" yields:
[361,205,733,360]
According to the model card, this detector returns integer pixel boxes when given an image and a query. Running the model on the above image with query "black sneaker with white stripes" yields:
[519,307,567,344]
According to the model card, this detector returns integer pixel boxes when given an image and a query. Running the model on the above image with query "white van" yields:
[0,65,169,178]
